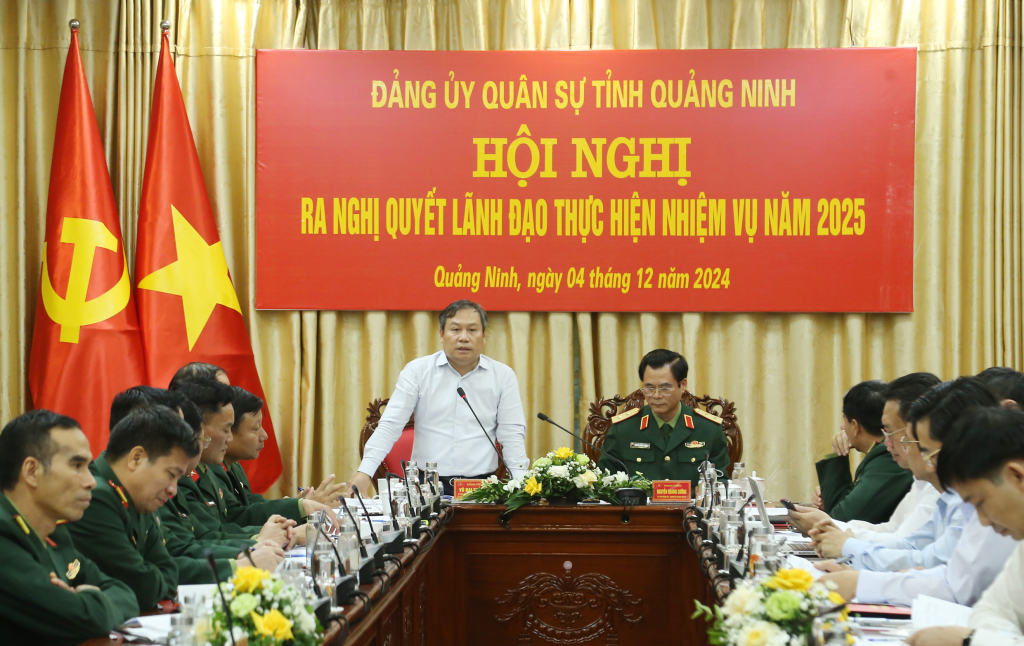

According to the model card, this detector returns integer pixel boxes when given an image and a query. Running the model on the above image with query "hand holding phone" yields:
[780,498,797,511]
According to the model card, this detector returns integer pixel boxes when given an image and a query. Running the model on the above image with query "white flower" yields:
[737,620,787,646]
[572,470,598,489]
[614,472,628,484]
[297,608,317,633]
[503,479,522,492]
[722,583,764,617]
[548,465,570,479]
[231,626,248,642]
[602,475,617,486]
[487,474,500,483]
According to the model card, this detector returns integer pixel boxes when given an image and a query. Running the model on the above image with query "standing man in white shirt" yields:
[346,300,530,496]
[907,407,1024,646]
[789,372,942,539]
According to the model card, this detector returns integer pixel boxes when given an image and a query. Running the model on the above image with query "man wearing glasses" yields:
[789,373,941,538]
[597,349,730,487]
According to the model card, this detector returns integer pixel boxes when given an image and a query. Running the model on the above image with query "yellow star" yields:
[138,205,241,350]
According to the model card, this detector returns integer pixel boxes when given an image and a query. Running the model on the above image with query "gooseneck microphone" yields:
[536,412,631,475]
[204,548,237,646]
[352,485,380,544]
[456,387,513,477]
[400,459,427,508]
[340,494,369,558]
[384,472,402,526]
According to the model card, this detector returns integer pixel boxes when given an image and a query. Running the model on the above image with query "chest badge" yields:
[66,559,81,580]
[684,414,694,429]
[629,442,651,449]
[218,488,224,500]
[685,440,706,449]
[639,414,650,431]
[206,500,218,507]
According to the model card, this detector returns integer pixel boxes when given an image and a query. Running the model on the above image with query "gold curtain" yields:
[1,0,1020,501]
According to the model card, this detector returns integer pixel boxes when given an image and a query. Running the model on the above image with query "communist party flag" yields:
[135,31,282,491]
[28,25,148,453]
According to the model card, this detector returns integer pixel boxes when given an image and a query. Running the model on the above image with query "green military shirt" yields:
[67,453,178,610]
[217,461,305,525]
[0,493,138,645]
[816,441,914,523]
[598,403,731,488]
[156,491,241,584]
[187,465,263,537]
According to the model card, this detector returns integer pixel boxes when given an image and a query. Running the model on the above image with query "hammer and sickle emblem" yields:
[40,218,131,344]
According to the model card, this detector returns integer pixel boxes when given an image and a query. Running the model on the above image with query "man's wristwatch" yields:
[963,630,975,646]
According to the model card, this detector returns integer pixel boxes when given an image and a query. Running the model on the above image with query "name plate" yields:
[651,480,691,502]
[453,479,485,500]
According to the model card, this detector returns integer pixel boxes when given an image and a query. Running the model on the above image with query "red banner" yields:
[256,49,915,312]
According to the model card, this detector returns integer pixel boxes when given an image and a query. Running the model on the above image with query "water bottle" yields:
[424,462,440,496]
[335,514,361,576]
[167,614,196,646]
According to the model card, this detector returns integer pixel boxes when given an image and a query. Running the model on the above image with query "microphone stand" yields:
[352,485,380,545]
[536,412,631,475]
[456,387,513,477]
[204,548,237,646]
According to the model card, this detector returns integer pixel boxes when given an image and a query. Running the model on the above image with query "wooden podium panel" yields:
[433,503,706,646]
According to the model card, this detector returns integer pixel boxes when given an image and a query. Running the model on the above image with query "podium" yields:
[433,502,709,646]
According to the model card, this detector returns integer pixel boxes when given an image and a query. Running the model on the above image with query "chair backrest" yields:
[360,398,509,485]
[582,389,743,476]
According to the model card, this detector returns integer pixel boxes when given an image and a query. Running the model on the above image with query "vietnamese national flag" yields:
[28,26,148,453]
[135,31,282,491]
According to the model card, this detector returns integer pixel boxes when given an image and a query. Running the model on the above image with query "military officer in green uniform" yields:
[814,380,914,524]
[0,410,138,644]
[599,349,731,489]
[68,405,195,609]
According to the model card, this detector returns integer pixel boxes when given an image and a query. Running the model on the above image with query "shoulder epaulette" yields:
[611,407,641,424]
[694,408,723,425]
[108,480,129,509]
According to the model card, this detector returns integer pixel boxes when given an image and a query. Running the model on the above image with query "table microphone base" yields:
[615,488,648,506]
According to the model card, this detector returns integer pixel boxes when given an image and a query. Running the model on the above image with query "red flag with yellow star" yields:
[28,25,148,453]
[135,31,282,491]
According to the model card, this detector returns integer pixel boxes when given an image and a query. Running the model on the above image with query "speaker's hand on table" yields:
[345,472,374,498]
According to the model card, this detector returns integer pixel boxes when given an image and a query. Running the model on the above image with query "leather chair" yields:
[582,389,743,476]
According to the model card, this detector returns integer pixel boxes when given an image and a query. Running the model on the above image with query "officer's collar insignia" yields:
[66,559,81,580]
[694,408,723,425]
[639,414,650,431]
[190,470,200,482]
[13,515,30,535]
[685,440,706,449]
[46,537,57,548]
[55,519,68,525]
[611,407,641,424]
[684,414,694,429]
[108,480,129,509]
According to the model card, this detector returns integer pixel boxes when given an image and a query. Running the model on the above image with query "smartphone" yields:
[780,499,797,511]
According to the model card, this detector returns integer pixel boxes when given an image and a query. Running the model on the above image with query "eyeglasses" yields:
[641,386,677,396]
[900,436,920,452]
[201,435,212,448]
[882,425,908,440]
[922,447,941,468]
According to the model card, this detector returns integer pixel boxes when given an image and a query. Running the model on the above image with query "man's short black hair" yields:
[907,377,1000,442]
[0,410,80,490]
[169,378,235,420]
[180,399,202,436]
[438,300,488,332]
[976,367,1024,406]
[168,362,226,390]
[110,386,191,431]
[638,349,689,383]
[229,386,264,431]
[938,407,1024,488]
[883,372,943,421]
[842,380,887,437]
[106,405,200,462]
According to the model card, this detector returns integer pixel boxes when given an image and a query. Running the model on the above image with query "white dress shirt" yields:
[842,489,964,571]
[969,541,1024,645]
[855,504,1018,606]
[357,351,530,479]
[838,479,939,540]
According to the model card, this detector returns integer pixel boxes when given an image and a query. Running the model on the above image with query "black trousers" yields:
[440,472,497,496]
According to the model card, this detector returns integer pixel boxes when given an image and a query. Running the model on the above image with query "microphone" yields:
[204,548,237,646]
[352,485,379,544]
[340,494,369,558]
[400,459,427,508]
[536,412,630,476]
[456,387,513,477]
[384,472,402,526]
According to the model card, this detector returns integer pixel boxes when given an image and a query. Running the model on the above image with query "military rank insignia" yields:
[46,537,57,548]
[13,514,30,535]
[611,407,641,424]
[109,480,129,509]
[190,470,200,482]
[639,414,650,430]
[694,408,723,425]
[685,440,706,449]
[684,414,694,429]
[66,559,81,580]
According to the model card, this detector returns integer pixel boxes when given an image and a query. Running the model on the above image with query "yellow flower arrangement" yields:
[232,566,270,594]
[523,476,543,495]
[251,609,294,640]
[554,446,574,459]
[763,568,813,591]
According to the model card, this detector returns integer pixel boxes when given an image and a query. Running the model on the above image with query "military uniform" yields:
[67,453,178,610]
[188,464,264,537]
[156,491,243,584]
[0,493,138,645]
[216,461,305,525]
[816,442,914,523]
[598,403,731,488]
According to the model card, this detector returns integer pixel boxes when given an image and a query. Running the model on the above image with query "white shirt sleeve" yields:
[493,365,529,479]
[357,362,421,477]
[848,481,939,540]
[843,495,964,571]
[969,542,1024,645]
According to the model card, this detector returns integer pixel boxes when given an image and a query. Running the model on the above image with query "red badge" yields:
[639,414,649,430]
[190,470,200,482]
[46,537,57,548]
[684,414,694,429]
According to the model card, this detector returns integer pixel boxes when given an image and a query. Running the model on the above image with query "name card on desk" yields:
[652,481,691,502]
[453,479,485,500]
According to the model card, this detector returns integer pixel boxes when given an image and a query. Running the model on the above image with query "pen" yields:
[834,555,854,566]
